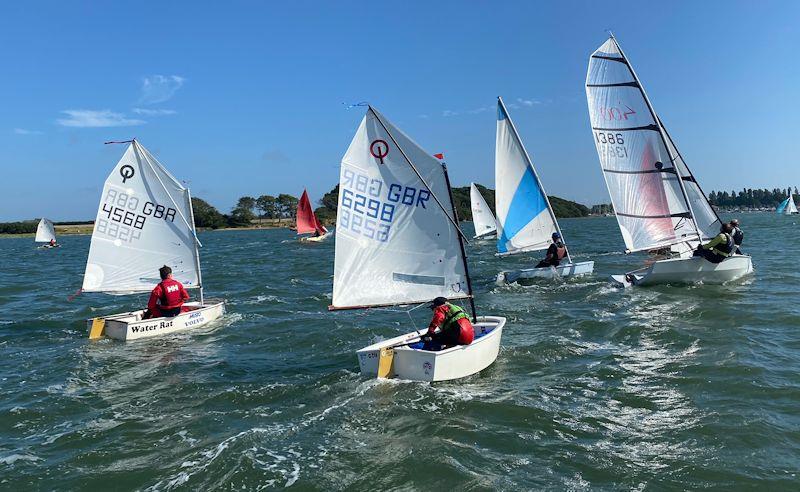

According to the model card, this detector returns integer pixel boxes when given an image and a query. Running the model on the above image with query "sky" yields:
[1,1,798,221]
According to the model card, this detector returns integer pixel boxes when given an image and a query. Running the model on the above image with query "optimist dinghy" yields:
[494,97,594,283]
[296,189,332,242]
[470,183,497,239]
[82,140,225,341]
[586,35,753,287]
[35,218,60,248]
[329,106,505,382]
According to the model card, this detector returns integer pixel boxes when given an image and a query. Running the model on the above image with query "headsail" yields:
[495,98,564,257]
[35,218,56,243]
[470,183,497,238]
[585,36,720,253]
[82,141,201,294]
[331,107,470,310]
[777,197,789,214]
[296,189,328,235]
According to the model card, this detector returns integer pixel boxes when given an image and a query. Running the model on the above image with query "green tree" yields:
[236,196,257,214]
[191,197,227,229]
[256,195,277,218]
[276,194,299,218]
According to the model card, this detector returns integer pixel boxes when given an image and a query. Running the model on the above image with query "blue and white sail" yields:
[495,97,564,257]
[777,194,797,214]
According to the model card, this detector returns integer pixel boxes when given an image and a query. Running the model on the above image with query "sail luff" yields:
[186,187,204,304]
[608,36,702,244]
[442,163,477,321]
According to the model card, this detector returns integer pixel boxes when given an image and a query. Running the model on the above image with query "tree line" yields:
[707,187,797,209]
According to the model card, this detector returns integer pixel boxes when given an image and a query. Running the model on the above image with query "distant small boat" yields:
[585,35,752,287]
[82,139,225,341]
[776,194,798,215]
[494,97,594,283]
[296,189,332,242]
[35,218,59,248]
[469,182,497,239]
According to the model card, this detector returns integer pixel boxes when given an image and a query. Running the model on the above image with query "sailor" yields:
[535,232,568,268]
[48,238,57,247]
[730,219,744,254]
[421,297,474,349]
[144,265,190,319]
[693,223,735,263]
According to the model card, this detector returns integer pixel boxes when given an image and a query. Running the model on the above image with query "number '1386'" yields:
[594,132,624,145]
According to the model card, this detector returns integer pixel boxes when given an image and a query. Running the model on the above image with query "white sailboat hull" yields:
[497,261,594,284]
[300,231,333,242]
[356,316,505,382]
[86,300,225,341]
[610,255,753,287]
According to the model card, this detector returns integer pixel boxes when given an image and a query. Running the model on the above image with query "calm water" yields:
[1,213,799,490]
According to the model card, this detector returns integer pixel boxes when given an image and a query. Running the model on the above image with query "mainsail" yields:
[470,183,497,238]
[296,189,327,235]
[331,106,471,310]
[585,36,721,253]
[495,97,566,258]
[82,140,201,295]
[787,195,798,215]
[35,218,56,243]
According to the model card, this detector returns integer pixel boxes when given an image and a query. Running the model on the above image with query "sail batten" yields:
[586,35,718,252]
[82,141,201,294]
[331,107,469,310]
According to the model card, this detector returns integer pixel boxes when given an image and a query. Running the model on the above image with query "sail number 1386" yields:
[594,132,629,159]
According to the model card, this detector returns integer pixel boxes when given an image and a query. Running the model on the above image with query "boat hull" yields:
[356,316,505,382]
[497,261,594,284]
[300,231,333,242]
[611,255,753,287]
[86,300,226,341]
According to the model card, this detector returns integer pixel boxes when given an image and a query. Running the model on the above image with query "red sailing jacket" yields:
[148,278,190,311]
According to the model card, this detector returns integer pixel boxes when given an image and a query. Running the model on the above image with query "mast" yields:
[186,188,204,305]
[608,35,702,245]
[441,161,477,322]
[497,96,572,263]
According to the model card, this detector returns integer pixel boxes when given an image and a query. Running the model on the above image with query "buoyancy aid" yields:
[711,233,735,257]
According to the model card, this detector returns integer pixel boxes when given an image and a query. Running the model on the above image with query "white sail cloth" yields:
[586,37,720,253]
[495,99,559,255]
[35,218,56,243]
[470,183,497,238]
[787,195,798,215]
[82,141,200,294]
[331,107,468,309]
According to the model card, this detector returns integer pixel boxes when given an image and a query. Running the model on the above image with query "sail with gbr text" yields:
[82,141,201,294]
[585,36,720,253]
[331,107,469,309]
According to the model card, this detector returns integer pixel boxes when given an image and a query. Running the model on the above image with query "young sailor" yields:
[421,297,474,349]
[535,232,568,268]
[730,219,744,254]
[144,265,190,318]
[693,223,735,263]
[48,238,57,247]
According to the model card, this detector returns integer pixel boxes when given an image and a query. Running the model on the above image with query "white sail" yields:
[787,195,798,215]
[585,36,720,253]
[495,98,561,256]
[470,183,497,238]
[331,107,469,309]
[82,141,201,294]
[35,218,56,243]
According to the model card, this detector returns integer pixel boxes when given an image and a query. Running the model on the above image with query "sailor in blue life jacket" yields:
[535,232,568,268]
[730,219,744,254]
[693,223,735,263]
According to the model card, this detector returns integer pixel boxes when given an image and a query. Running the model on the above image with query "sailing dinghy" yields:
[329,106,506,382]
[296,189,332,242]
[494,97,594,283]
[470,183,497,239]
[82,140,225,341]
[777,194,798,215]
[35,218,59,248]
[585,35,753,287]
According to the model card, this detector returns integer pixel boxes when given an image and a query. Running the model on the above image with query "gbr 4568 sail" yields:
[586,35,752,286]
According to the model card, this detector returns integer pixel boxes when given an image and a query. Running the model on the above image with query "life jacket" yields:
[158,279,185,309]
[442,303,469,333]
[712,233,735,257]
[732,227,743,246]
[555,242,567,260]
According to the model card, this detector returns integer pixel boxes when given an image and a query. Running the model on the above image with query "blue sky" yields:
[1,1,798,221]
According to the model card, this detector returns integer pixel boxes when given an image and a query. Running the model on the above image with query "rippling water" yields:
[1,213,799,490]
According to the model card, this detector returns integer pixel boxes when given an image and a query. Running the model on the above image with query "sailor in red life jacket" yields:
[535,232,567,268]
[420,297,474,349]
[144,265,190,319]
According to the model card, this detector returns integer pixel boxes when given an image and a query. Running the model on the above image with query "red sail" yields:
[296,189,327,235]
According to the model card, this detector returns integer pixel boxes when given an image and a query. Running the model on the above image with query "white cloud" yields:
[56,110,145,128]
[139,75,185,105]
[517,98,541,107]
[13,128,43,135]
[132,108,177,116]
[442,109,459,117]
